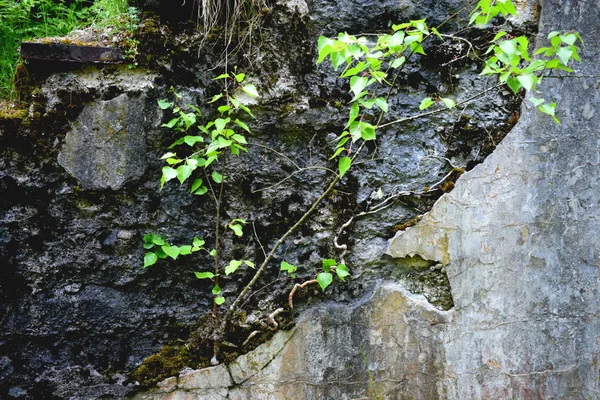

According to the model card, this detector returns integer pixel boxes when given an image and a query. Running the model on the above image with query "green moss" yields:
[0,101,27,120]
[133,345,196,387]
[393,215,423,232]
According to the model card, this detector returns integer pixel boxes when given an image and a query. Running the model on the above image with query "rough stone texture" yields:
[137,1,600,399]
[147,284,450,399]
[58,92,150,190]
[0,0,542,398]
[228,330,295,384]
[20,42,124,64]
[388,0,600,398]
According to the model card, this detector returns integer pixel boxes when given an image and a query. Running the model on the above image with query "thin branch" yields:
[242,330,260,347]
[212,156,227,318]
[252,166,338,193]
[249,142,301,170]
[288,280,318,309]
[266,307,285,329]
[378,83,503,128]
[252,221,267,259]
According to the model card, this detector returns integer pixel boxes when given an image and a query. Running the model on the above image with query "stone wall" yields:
[3,0,591,398]
[134,0,600,399]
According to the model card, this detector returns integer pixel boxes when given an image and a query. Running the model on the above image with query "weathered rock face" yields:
[387,0,600,397]
[134,285,450,400]
[0,0,566,398]
[135,0,600,399]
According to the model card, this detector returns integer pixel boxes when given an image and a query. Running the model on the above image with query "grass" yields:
[0,0,132,100]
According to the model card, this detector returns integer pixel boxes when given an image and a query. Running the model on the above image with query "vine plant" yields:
[142,0,582,364]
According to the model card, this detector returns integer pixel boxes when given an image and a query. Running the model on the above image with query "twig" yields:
[242,330,260,347]
[266,307,284,329]
[239,278,286,310]
[212,156,227,318]
[378,83,503,128]
[252,166,337,193]
[288,280,318,309]
[252,220,267,259]
[249,142,301,170]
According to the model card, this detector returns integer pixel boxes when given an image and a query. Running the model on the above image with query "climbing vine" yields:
[141,0,582,370]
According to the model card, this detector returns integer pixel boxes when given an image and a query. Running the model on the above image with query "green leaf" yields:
[335,264,350,281]
[234,119,250,132]
[234,73,246,83]
[212,284,221,295]
[212,171,223,184]
[392,22,411,31]
[539,102,556,116]
[169,137,186,148]
[360,98,376,109]
[242,83,259,98]
[499,39,517,56]
[330,147,345,160]
[547,31,561,39]
[316,272,333,291]
[195,271,215,279]
[144,252,157,268]
[317,36,334,63]
[176,165,193,184]
[389,31,405,52]
[214,117,229,133]
[506,77,522,94]
[192,237,205,250]
[469,11,481,25]
[339,157,351,177]
[360,122,376,141]
[441,97,456,109]
[493,31,507,41]
[158,99,173,110]
[346,102,359,129]
[281,261,297,273]
[215,296,225,305]
[349,76,368,100]
[390,56,406,68]
[151,235,166,246]
[529,96,545,107]
[375,97,388,112]
[191,178,203,193]
[179,245,192,255]
[322,258,337,272]
[225,260,243,275]
[517,74,535,91]
[556,46,573,65]
[341,61,367,78]
[419,97,434,110]
[160,152,176,159]
[213,73,230,80]
[209,93,223,103]
[239,104,255,118]
[161,166,178,188]
[209,249,217,257]
[409,42,426,55]
[194,186,208,195]
[218,105,231,115]
[162,245,180,260]
[243,260,255,268]
[229,223,243,237]
[232,134,248,144]
[156,249,168,259]
[163,117,180,129]
[539,102,560,124]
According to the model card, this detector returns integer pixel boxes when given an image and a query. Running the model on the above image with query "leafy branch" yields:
[141,0,583,366]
